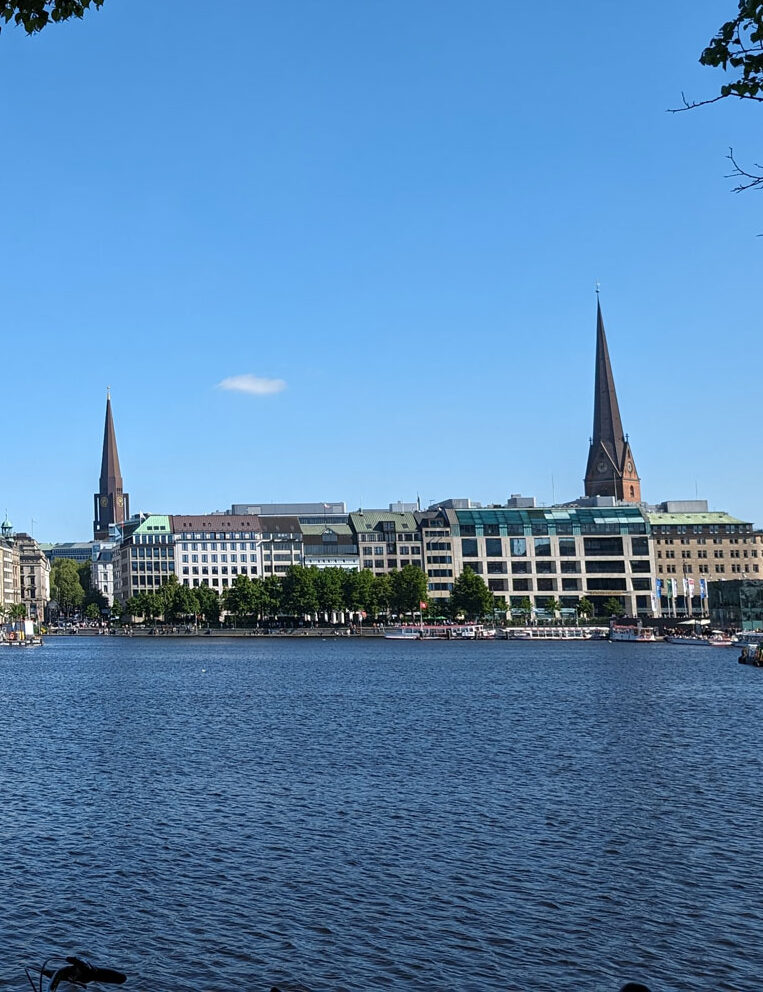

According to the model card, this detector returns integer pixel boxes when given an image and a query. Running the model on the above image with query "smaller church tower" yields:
[93,391,129,540]
[583,300,641,503]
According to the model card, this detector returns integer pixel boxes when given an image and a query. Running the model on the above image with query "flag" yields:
[683,576,689,599]
[656,578,663,598]
[651,592,658,612]
[700,578,707,599]
[420,601,427,610]
[688,577,695,600]
[672,578,679,598]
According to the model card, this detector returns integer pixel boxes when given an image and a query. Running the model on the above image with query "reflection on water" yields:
[2,637,762,991]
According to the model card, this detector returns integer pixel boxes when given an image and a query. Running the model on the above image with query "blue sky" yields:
[1,1,759,541]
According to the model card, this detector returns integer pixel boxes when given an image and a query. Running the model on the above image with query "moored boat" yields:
[708,632,735,647]
[609,622,656,643]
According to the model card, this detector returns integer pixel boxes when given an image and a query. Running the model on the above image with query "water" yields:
[2,637,762,991]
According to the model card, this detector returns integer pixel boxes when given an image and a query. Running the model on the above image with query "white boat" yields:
[609,623,656,643]
[708,632,735,647]
[384,623,490,640]
[504,626,606,641]
[384,627,422,640]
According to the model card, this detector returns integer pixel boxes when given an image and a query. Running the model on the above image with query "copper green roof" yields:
[300,523,353,536]
[134,515,172,533]
[647,512,745,526]
[348,511,418,532]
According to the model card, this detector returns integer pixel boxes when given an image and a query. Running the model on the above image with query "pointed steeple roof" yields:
[591,299,626,466]
[584,299,642,503]
[100,390,123,492]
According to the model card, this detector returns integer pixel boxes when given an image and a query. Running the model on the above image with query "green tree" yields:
[699,3,763,106]
[577,597,594,622]
[84,603,100,621]
[1,1,105,34]
[450,569,494,620]
[196,584,221,625]
[261,575,283,619]
[224,574,256,623]
[602,597,624,618]
[389,564,428,616]
[124,596,140,618]
[517,596,534,625]
[281,566,318,618]
[145,591,165,620]
[8,602,26,620]
[314,567,344,616]
[374,573,392,617]
[675,3,763,190]
[162,575,199,624]
[359,569,383,617]
[50,558,85,615]
[341,569,364,614]
[545,598,563,622]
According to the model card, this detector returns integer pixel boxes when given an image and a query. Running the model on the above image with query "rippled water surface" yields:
[3,637,763,991]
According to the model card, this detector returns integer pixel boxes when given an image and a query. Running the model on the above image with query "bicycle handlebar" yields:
[50,958,126,990]
[27,956,127,992]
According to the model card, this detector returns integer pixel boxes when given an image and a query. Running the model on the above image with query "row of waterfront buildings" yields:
[3,304,762,626]
[2,495,762,626]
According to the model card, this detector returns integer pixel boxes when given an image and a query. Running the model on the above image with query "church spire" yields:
[100,389,122,493]
[94,391,130,540]
[584,300,641,503]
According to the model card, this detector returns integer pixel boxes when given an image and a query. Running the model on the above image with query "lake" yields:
[2,637,762,991]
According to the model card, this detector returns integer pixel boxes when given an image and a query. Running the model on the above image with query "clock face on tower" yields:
[597,460,607,473]
[626,460,633,472]
[100,496,108,507]
[117,496,124,506]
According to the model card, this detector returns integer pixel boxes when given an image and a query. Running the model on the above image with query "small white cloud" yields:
[217,374,287,396]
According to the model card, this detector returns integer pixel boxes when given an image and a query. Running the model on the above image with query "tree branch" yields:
[726,147,763,191]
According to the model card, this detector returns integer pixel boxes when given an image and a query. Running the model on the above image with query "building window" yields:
[461,539,478,558]
[587,577,627,591]
[584,537,623,556]
[485,538,502,557]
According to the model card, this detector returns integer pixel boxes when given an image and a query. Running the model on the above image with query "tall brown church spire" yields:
[583,300,641,503]
[93,390,130,540]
